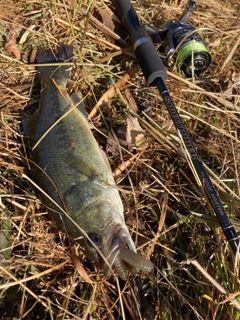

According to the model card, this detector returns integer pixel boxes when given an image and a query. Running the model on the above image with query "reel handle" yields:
[111,0,168,84]
[179,0,196,24]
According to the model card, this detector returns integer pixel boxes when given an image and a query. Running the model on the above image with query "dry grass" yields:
[0,0,240,319]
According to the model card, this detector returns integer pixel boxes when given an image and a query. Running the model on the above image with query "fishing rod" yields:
[111,0,239,255]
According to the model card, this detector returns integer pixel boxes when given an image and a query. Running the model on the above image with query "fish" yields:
[22,44,153,280]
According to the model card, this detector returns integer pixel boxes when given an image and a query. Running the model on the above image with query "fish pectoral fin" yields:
[64,155,101,179]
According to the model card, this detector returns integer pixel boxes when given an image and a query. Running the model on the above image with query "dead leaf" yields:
[98,8,128,43]
[88,65,139,119]
[19,25,36,45]
[124,89,139,112]
[4,36,21,59]
[71,248,93,284]
[29,46,38,64]
[107,116,145,154]
[117,116,145,147]
[113,153,139,181]
[106,130,119,156]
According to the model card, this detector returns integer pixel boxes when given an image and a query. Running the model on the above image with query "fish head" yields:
[79,200,153,280]
[64,183,153,279]
[84,223,137,279]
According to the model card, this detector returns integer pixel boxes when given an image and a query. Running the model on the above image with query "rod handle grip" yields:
[134,39,168,84]
[112,0,168,84]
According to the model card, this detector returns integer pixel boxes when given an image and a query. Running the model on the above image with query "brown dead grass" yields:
[0,0,240,319]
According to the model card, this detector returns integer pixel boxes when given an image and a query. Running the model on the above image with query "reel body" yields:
[158,20,211,76]
[145,0,211,77]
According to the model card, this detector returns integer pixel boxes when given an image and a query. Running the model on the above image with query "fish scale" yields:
[22,44,153,279]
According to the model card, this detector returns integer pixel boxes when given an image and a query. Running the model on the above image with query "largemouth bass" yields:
[22,45,153,280]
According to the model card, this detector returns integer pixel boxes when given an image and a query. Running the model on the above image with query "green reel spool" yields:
[174,41,211,76]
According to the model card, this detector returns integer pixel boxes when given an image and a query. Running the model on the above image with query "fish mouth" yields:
[103,225,154,280]
[102,224,136,280]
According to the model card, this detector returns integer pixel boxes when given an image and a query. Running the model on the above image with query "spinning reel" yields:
[145,0,211,77]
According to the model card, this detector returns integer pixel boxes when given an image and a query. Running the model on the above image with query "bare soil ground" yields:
[0,0,240,319]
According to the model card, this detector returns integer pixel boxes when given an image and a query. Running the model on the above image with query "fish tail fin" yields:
[36,44,73,81]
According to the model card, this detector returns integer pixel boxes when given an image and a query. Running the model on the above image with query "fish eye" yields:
[88,232,101,246]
